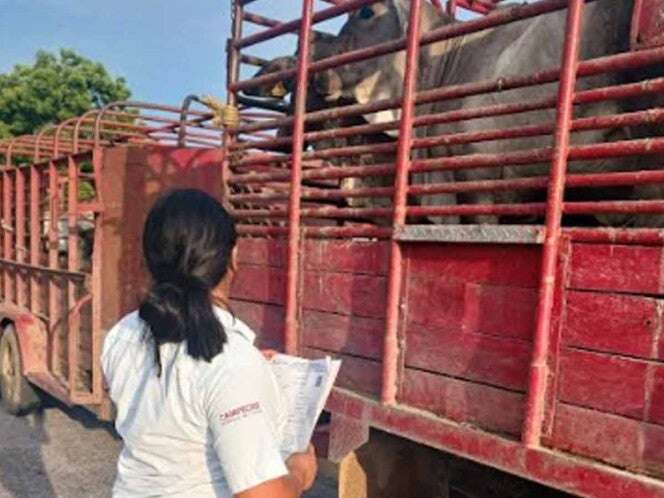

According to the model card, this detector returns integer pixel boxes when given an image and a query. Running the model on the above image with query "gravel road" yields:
[0,397,336,498]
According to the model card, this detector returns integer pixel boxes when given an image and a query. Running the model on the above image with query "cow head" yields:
[314,1,448,133]
[243,31,339,100]
[243,56,297,99]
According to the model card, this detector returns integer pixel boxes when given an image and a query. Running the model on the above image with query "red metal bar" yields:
[15,167,27,309]
[284,0,315,355]
[2,169,12,303]
[230,136,664,188]
[231,77,664,152]
[30,164,41,313]
[456,0,491,15]
[237,224,391,238]
[234,107,664,167]
[382,0,422,405]
[235,46,664,135]
[34,125,56,163]
[56,117,85,157]
[523,0,584,448]
[230,0,574,93]
[48,160,63,377]
[229,168,664,203]
[0,173,3,298]
[243,11,283,28]
[67,156,81,396]
[232,0,373,49]
[233,202,543,219]
[222,0,244,206]
[90,148,104,402]
[565,199,664,215]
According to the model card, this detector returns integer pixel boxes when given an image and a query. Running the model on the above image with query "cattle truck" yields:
[1,0,664,496]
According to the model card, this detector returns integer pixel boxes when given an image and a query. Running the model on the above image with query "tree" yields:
[0,49,131,138]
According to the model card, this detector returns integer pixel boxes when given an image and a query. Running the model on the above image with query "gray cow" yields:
[242,32,398,218]
[315,0,664,226]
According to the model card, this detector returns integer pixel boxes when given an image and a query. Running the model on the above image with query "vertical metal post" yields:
[222,0,244,205]
[15,167,26,308]
[284,0,315,355]
[30,164,41,313]
[90,148,104,402]
[522,0,585,447]
[447,0,457,17]
[0,170,3,299]
[382,0,423,404]
[227,0,243,107]
[67,156,80,395]
[48,160,62,377]
[3,169,13,304]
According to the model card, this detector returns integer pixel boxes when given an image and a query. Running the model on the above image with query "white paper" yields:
[269,354,341,456]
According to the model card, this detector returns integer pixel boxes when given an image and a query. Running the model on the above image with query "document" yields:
[270,354,342,455]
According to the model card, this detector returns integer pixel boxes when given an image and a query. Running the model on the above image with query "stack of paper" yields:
[269,354,342,455]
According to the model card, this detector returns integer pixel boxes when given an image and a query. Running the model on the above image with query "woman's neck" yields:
[211,274,233,311]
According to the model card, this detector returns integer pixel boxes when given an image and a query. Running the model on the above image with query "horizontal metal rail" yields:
[228,169,664,204]
[235,46,664,135]
[229,136,664,187]
[0,259,87,281]
[230,0,578,92]
[232,78,664,152]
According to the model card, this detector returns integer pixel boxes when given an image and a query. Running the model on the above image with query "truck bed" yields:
[230,234,664,496]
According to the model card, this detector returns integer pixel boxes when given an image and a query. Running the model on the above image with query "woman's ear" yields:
[230,246,239,273]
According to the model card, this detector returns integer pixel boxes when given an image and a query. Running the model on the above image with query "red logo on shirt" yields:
[219,402,261,425]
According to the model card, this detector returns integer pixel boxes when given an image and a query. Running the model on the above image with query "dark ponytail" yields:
[139,189,237,373]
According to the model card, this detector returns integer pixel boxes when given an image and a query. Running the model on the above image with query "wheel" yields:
[0,325,40,415]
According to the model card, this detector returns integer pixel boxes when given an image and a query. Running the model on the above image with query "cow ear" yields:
[390,0,411,36]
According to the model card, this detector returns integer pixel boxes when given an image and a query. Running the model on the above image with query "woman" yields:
[102,189,317,497]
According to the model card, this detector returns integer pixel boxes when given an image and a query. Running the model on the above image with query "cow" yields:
[242,31,398,220]
[313,0,664,226]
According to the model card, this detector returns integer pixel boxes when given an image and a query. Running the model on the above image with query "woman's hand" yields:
[286,444,318,492]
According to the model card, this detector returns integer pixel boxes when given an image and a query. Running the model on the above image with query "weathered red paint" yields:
[0,303,48,376]
[563,290,659,358]
[381,0,422,405]
[523,0,585,448]
[284,0,315,356]
[569,243,663,294]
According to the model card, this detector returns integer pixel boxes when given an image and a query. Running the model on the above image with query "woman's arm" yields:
[235,445,318,498]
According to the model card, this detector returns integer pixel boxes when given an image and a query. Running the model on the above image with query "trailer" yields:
[0,101,229,418]
[1,0,664,496]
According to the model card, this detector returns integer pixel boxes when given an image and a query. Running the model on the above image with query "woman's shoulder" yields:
[101,311,148,359]
[198,308,267,379]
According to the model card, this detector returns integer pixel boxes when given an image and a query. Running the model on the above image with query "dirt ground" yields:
[0,396,337,498]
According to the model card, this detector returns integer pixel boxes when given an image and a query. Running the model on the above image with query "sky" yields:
[0,1,491,107]
[0,0,343,107]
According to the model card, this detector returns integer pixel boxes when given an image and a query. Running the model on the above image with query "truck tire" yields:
[0,325,40,415]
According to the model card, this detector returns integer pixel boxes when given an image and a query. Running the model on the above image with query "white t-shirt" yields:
[101,307,288,497]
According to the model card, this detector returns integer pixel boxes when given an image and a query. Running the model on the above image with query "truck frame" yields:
[224,0,664,496]
[0,0,664,496]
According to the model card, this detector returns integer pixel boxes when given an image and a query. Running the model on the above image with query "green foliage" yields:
[0,49,131,138]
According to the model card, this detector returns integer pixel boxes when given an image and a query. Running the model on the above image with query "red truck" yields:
[2,0,664,496]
